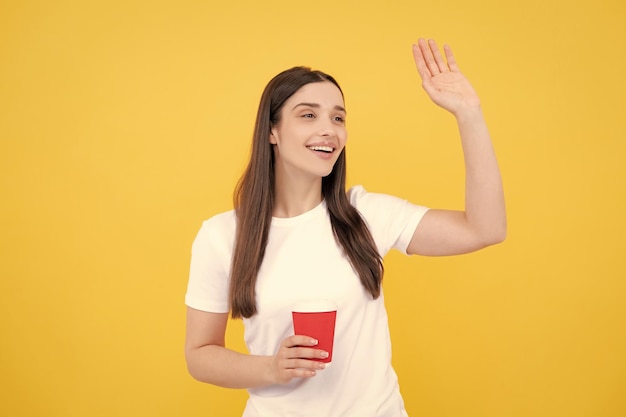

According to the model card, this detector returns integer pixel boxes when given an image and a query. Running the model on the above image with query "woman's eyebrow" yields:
[292,102,346,113]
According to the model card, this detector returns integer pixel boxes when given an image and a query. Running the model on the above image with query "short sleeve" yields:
[348,185,429,256]
[184,211,236,313]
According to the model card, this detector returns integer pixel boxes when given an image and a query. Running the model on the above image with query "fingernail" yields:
[311,339,318,345]
[318,363,326,369]
[320,351,329,358]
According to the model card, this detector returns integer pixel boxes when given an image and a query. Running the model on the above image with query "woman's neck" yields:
[272,174,323,218]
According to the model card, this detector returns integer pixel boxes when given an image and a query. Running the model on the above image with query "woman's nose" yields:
[318,118,336,137]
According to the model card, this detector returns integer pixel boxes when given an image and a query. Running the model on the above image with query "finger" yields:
[287,368,318,378]
[283,362,325,379]
[443,44,460,72]
[275,357,326,383]
[418,38,439,75]
[282,358,327,371]
[412,43,431,81]
[428,39,448,73]
[283,335,318,348]
[287,346,329,360]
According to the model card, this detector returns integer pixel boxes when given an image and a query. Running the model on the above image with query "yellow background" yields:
[1,0,625,416]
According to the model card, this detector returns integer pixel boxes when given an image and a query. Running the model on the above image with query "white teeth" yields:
[308,145,334,153]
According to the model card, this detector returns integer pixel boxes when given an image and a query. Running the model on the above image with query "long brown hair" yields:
[229,66,383,319]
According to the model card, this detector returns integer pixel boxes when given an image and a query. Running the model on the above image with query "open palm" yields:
[412,38,481,115]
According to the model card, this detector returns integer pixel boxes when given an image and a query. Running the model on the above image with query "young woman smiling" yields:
[185,38,506,417]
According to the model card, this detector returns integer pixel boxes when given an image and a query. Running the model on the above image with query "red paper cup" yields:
[292,300,337,364]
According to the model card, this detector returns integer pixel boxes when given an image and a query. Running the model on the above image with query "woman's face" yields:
[270,81,347,181]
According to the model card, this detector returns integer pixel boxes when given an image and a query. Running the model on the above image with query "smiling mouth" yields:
[307,145,334,153]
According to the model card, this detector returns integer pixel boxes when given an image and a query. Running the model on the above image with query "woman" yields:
[185,38,506,416]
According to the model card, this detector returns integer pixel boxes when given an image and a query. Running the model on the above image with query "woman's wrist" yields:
[453,103,483,122]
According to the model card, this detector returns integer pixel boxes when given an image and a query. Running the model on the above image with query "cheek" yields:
[340,129,348,145]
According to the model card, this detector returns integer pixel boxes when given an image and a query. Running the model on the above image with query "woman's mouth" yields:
[307,145,334,153]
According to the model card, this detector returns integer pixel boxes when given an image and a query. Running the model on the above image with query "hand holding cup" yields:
[292,300,337,365]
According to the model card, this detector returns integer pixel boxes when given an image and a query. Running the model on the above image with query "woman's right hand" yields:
[269,335,329,384]
[412,38,481,116]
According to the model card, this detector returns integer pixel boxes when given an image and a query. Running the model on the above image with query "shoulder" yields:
[347,184,386,210]
[186,210,235,313]
[192,209,237,253]
[201,209,236,233]
[347,184,367,205]
[347,185,417,213]
[347,184,410,226]
[346,185,430,255]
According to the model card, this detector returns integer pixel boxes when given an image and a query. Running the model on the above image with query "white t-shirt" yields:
[186,185,429,417]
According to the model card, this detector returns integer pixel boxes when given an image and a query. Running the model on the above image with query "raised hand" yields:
[412,38,481,115]
[269,335,328,384]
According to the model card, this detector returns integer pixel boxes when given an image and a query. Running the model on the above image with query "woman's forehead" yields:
[286,82,345,109]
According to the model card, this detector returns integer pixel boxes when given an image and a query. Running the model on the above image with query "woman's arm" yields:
[184,307,327,388]
[407,39,506,256]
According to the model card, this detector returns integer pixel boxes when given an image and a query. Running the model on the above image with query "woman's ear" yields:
[269,130,277,144]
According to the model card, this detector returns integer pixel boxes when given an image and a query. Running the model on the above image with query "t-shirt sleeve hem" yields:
[185,294,230,314]
[395,206,430,255]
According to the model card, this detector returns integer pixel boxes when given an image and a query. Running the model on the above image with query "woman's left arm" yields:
[407,38,506,256]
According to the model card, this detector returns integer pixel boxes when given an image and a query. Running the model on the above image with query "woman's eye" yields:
[302,113,315,118]
[334,116,345,122]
